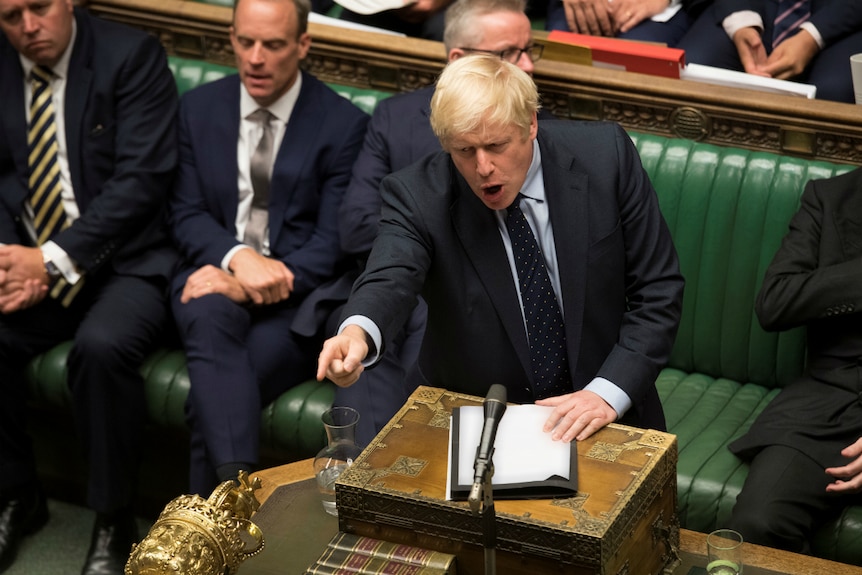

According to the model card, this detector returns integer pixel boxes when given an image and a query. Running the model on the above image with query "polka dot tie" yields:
[505,195,571,399]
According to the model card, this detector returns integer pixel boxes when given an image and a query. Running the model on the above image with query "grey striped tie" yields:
[244,108,274,253]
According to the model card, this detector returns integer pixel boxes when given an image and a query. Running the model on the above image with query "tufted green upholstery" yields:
[632,134,861,565]
[24,55,862,564]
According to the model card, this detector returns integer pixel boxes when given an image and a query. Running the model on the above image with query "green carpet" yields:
[5,499,152,575]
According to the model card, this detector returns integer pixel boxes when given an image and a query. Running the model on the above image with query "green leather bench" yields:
[631,135,861,566]
[26,55,862,565]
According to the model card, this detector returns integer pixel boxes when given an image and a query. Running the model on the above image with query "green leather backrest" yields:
[166,56,392,113]
[168,58,235,95]
[631,132,853,389]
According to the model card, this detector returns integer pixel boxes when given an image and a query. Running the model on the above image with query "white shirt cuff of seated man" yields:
[724,11,823,49]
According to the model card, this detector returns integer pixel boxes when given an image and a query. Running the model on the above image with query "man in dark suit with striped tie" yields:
[678,0,862,102]
[0,0,178,573]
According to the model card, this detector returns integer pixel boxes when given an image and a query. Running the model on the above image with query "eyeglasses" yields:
[458,44,544,64]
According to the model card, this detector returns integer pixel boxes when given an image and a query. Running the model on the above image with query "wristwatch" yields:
[43,256,62,285]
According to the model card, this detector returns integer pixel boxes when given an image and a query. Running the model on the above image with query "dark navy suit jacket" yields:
[343,121,684,430]
[339,85,439,257]
[170,72,369,336]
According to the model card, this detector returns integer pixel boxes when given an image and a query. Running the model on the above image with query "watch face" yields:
[45,260,61,280]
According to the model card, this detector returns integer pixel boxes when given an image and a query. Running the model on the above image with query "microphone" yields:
[468,384,507,508]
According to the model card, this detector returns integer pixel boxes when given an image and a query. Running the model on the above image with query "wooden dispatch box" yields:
[336,386,680,575]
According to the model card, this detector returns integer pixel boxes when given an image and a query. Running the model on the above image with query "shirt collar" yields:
[239,71,303,124]
[519,139,544,203]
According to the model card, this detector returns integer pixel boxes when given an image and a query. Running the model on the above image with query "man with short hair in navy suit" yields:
[319,55,684,445]
[678,0,862,102]
[169,0,368,496]
[0,0,178,572]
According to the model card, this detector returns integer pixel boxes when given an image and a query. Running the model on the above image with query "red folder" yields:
[547,30,685,79]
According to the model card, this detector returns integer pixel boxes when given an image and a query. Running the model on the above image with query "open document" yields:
[447,404,577,500]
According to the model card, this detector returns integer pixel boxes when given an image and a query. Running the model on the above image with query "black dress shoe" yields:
[80,510,138,575]
[0,484,49,573]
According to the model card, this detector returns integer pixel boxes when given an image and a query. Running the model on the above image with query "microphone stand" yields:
[480,464,496,575]
[469,383,506,575]
[470,460,497,575]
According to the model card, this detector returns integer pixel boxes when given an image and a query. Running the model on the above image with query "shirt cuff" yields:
[41,241,82,284]
[799,22,824,49]
[723,10,763,40]
[222,244,252,272]
[338,315,381,366]
[651,1,682,23]
[584,377,632,420]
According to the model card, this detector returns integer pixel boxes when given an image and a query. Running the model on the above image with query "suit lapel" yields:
[64,10,94,202]
[539,136,589,378]
[450,167,534,380]
[268,72,316,249]
[214,79,241,230]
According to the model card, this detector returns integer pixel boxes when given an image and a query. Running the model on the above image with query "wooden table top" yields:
[243,459,862,575]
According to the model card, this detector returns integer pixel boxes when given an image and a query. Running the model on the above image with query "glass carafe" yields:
[312,406,362,516]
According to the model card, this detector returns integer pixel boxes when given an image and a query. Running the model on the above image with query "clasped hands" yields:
[317,325,617,442]
[180,247,294,306]
[561,0,672,36]
[0,245,50,313]
[733,26,820,81]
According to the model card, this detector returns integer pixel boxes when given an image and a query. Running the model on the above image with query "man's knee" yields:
[728,496,810,553]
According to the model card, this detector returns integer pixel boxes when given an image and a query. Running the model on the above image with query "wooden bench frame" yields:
[86,0,862,165]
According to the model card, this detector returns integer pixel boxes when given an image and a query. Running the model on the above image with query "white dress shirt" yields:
[221,74,302,270]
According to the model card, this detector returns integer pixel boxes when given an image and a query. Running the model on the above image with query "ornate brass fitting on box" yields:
[125,471,265,575]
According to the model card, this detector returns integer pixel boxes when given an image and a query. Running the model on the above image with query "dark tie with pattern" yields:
[505,194,571,399]
[772,0,810,49]
[244,108,274,253]
[28,65,82,307]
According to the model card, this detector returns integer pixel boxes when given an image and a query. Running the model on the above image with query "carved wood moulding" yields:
[89,0,862,165]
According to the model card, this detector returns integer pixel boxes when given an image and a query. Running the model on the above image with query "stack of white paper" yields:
[680,63,816,98]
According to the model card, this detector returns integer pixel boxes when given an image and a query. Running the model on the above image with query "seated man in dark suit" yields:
[169,0,368,495]
[0,0,178,572]
[726,168,862,553]
[336,0,548,447]
[678,0,862,102]
[319,54,684,443]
